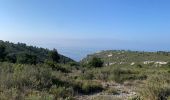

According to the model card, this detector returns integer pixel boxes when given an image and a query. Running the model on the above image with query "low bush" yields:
[80,71,94,80]
[49,86,74,99]
[139,74,170,100]
[45,61,70,73]
[136,64,143,68]
[73,80,103,95]
[52,64,70,73]
[25,91,54,100]
[112,67,142,83]
[68,62,79,66]
[88,57,103,68]
[105,88,119,95]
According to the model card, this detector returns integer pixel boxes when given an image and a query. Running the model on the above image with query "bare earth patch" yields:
[75,81,137,100]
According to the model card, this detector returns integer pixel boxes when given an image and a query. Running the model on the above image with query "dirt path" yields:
[76,81,137,100]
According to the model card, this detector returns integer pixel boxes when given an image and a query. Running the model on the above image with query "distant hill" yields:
[0,40,74,63]
[81,50,170,66]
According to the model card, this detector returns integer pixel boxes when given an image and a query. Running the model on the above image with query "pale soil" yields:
[75,81,138,100]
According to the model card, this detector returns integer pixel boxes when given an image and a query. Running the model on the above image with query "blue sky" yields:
[0,0,170,60]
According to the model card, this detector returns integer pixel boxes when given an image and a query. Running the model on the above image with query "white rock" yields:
[109,62,116,65]
[130,62,135,65]
[143,61,154,64]
[108,54,113,57]
[155,61,167,65]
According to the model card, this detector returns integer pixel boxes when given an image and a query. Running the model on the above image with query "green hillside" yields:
[0,42,170,100]
[81,50,170,66]
[0,40,74,64]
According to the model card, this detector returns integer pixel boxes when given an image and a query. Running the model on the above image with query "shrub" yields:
[52,64,70,73]
[112,67,142,83]
[88,57,103,67]
[16,53,37,65]
[48,49,60,63]
[112,67,123,83]
[45,61,70,73]
[139,74,170,100]
[49,86,74,99]
[0,88,23,100]
[168,70,170,73]
[73,81,103,94]
[136,64,143,68]
[0,45,6,62]
[25,91,54,100]
[128,96,141,100]
[5,54,17,63]
[167,62,170,68]
[68,62,79,66]
[80,71,94,80]
[51,78,70,87]
[105,88,119,95]
[0,64,53,90]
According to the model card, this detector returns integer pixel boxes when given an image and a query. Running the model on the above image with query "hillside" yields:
[81,50,170,66]
[0,42,170,100]
[0,40,74,64]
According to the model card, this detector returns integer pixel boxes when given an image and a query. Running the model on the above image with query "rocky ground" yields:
[76,81,138,100]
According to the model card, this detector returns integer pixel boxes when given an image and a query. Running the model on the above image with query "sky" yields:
[0,0,170,61]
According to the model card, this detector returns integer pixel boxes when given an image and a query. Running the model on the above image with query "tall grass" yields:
[139,74,170,100]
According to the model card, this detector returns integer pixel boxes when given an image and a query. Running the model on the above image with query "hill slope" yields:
[0,40,74,63]
[81,50,170,66]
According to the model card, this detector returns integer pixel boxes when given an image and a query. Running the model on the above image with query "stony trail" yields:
[76,81,137,100]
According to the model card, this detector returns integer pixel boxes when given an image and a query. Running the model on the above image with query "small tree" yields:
[0,45,6,61]
[88,57,103,67]
[5,53,17,63]
[48,49,60,63]
[17,53,37,65]
[137,64,143,68]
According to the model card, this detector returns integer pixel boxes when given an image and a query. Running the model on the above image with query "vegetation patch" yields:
[139,74,170,100]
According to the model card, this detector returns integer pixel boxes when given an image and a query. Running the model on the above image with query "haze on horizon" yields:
[0,0,170,61]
